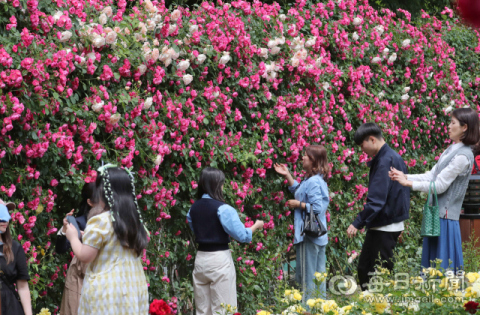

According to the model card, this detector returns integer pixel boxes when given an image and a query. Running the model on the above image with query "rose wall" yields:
[0,0,479,313]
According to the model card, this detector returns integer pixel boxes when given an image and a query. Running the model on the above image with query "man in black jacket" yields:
[346,123,410,290]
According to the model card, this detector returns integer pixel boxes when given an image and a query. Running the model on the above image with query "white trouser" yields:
[193,250,237,315]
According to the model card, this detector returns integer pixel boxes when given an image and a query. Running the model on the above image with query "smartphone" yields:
[67,215,82,240]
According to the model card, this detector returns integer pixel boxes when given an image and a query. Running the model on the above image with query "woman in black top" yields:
[55,182,95,315]
[0,199,32,315]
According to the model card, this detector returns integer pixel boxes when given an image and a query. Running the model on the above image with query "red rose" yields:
[149,299,172,315]
[457,0,480,28]
[464,301,479,314]
[234,313,241,315]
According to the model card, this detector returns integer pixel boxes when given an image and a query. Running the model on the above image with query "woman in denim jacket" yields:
[275,145,330,300]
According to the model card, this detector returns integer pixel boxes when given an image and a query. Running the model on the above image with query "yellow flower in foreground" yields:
[466,272,480,283]
[433,298,443,306]
[307,299,316,308]
[374,299,389,314]
[257,311,271,315]
[293,292,302,301]
[37,309,51,315]
[322,300,338,313]
[284,290,292,296]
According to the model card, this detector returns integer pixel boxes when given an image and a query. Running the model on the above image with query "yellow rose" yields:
[307,299,316,308]
[433,298,443,306]
[284,290,291,296]
[36,204,44,214]
[293,292,302,301]
[322,300,338,313]
[466,272,480,283]
[257,311,271,315]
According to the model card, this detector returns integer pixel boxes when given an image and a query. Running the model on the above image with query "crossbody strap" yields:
[0,271,21,301]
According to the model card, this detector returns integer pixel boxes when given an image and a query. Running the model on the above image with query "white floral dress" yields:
[78,212,149,315]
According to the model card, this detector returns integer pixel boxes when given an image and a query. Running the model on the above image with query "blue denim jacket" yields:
[288,174,329,246]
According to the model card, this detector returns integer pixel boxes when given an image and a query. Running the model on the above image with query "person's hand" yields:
[389,167,406,181]
[65,223,79,242]
[347,224,358,238]
[274,163,290,177]
[287,199,300,209]
[62,209,75,233]
[254,220,265,230]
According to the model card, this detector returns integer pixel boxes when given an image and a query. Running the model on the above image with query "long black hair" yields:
[92,167,148,256]
[196,167,225,201]
[77,182,96,217]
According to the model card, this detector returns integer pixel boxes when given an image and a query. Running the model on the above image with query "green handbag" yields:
[420,182,441,237]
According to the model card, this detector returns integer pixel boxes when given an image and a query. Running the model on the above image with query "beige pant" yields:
[193,250,237,315]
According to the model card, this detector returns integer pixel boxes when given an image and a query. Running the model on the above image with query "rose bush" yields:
[0,0,479,313]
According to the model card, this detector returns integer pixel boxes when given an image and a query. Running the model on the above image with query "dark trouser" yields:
[357,230,401,291]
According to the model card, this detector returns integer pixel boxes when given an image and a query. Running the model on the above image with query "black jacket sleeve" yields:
[352,164,391,229]
[55,215,86,254]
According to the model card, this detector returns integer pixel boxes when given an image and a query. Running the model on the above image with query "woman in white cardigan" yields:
[390,107,479,271]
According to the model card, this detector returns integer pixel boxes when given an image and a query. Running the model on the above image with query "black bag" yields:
[0,270,21,301]
[301,210,327,238]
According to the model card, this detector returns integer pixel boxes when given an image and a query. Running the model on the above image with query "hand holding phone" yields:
[66,215,82,240]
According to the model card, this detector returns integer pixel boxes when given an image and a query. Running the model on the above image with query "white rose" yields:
[102,6,113,17]
[109,113,121,124]
[189,24,198,33]
[315,56,323,68]
[352,17,362,26]
[59,31,72,42]
[279,14,286,21]
[276,36,285,45]
[219,53,231,65]
[137,64,147,75]
[403,87,411,93]
[270,46,281,55]
[92,101,104,112]
[441,95,448,102]
[92,35,105,48]
[183,74,193,85]
[290,57,300,67]
[53,11,63,22]
[378,91,385,98]
[322,82,330,91]
[401,94,409,101]
[144,97,153,110]
[99,13,108,25]
[146,20,156,31]
[375,25,384,35]
[402,39,411,47]
[177,60,190,71]
[305,38,316,48]
[87,52,96,60]
[197,54,207,64]
[267,40,277,48]
[105,31,117,45]
[168,24,177,35]
[329,192,335,199]
[371,57,381,63]
[259,48,268,58]
[76,56,86,66]
[154,154,163,166]
[388,53,397,63]
[171,9,181,21]
[352,32,359,41]
[382,48,389,56]
[450,100,455,106]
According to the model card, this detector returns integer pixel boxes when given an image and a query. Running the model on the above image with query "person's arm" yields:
[66,215,107,264]
[186,208,193,231]
[17,280,32,315]
[352,164,391,229]
[402,155,470,194]
[406,165,436,182]
[218,204,263,243]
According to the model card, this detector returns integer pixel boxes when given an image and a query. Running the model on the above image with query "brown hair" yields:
[305,145,330,179]
[452,108,480,146]
[1,223,14,264]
